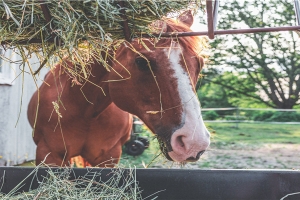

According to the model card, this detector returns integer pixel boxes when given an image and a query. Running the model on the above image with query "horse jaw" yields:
[166,46,210,163]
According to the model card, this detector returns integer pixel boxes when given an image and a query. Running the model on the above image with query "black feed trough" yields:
[1,167,300,200]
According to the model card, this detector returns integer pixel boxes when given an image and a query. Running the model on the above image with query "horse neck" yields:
[67,61,113,117]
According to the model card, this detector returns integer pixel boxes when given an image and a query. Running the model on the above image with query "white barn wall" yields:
[0,52,48,166]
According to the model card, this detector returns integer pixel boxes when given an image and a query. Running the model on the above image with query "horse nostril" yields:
[186,150,206,162]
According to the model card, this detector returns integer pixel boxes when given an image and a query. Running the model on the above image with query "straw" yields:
[0,165,147,199]
[0,0,203,78]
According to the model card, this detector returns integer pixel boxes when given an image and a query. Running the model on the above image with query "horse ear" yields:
[178,10,194,28]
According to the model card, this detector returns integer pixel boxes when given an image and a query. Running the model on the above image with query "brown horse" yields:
[27,11,210,167]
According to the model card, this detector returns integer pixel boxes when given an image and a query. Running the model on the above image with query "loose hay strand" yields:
[280,192,300,200]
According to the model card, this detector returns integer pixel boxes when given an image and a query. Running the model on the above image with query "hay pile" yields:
[0,166,150,199]
[0,0,202,75]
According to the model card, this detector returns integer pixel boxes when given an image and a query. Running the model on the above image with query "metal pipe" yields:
[147,25,300,37]
[206,0,214,39]
[3,25,300,45]
[294,0,300,25]
[213,0,219,31]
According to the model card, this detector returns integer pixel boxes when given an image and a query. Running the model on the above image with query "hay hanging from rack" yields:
[0,0,203,77]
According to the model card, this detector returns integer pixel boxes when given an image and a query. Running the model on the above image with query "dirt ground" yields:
[188,143,300,169]
[150,144,300,170]
[17,143,300,170]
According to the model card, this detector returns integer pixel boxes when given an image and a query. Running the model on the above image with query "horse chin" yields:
[155,135,173,161]
[157,140,186,164]
[162,149,173,161]
[160,148,188,166]
[160,141,204,163]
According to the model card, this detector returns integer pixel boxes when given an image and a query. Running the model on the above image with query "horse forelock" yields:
[152,18,208,63]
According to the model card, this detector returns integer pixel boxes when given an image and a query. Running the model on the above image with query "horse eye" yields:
[135,57,149,71]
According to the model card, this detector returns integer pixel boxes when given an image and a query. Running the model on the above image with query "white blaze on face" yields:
[165,43,210,162]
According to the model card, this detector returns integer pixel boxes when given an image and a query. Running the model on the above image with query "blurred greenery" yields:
[197,0,300,109]
[18,123,300,168]
[203,110,219,120]
[123,122,300,168]
[207,122,300,146]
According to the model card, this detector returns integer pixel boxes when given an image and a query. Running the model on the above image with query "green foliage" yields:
[244,110,258,119]
[207,122,300,145]
[200,108,300,123]
[224,115,247,121]
[252,111,300,122]
[197,71,265,108]
[199,0,300,109]
[203,111,219,120]
[197,81,232,108]
[267,112,300,122]
[252,111,275,121]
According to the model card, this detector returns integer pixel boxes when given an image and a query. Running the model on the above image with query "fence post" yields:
[235,107,240,128]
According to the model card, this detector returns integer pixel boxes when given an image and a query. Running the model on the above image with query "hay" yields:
[0,165,149,199]
[0,0,203,76]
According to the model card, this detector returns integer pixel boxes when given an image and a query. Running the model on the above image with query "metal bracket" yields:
[40,2,54,38]
[118,1,131,42]
[206,0,214,39]
[206,0,220,39]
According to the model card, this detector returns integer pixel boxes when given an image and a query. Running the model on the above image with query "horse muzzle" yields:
[167,122,210,163]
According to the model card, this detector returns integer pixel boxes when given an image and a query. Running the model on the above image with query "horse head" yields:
[108,11,210,163]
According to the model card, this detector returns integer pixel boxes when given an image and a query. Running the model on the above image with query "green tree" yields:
[198,71,264,108]
[201,0,300,109]
[197,78,232,108]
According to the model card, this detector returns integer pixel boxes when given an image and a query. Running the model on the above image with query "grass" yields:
[195,122,300,169]
[12,123,298,199]
[121,123,300,168]
[18,123,300,169]
[119,130,165,168]
[207,122,300,147]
